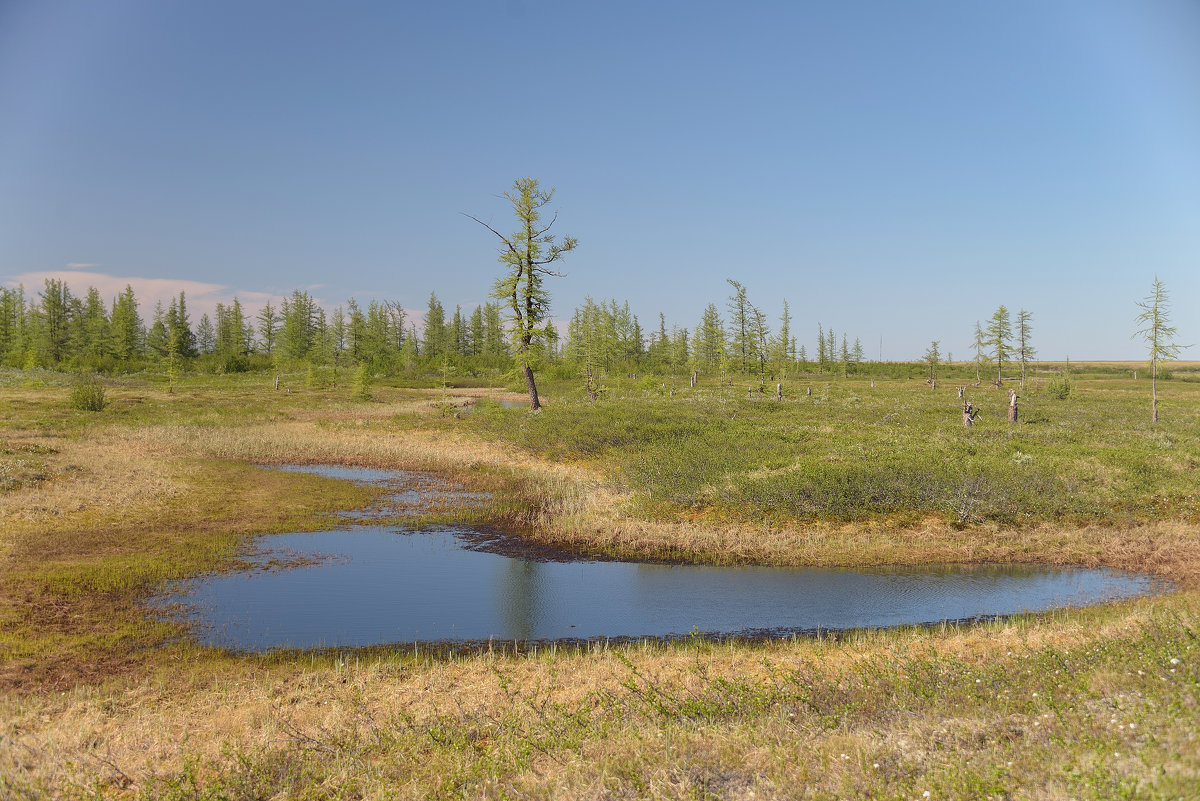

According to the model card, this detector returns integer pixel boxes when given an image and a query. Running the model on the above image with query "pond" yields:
[154,465,1169,652]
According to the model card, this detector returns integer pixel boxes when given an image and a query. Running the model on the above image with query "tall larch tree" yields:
[696,303,725,373]
[1016,309,1036,384]
[1133,277,1188,423]
[109,285,143,361]
[986,304,1012,386]
[971,321,988,384]
[256,302,280,355]
[467,177,577,410]
[422,292,446,359]
[726,279,752,374]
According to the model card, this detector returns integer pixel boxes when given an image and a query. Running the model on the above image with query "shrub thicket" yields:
[69,375,107,411]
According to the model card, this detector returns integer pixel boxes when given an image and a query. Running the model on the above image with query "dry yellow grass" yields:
[3,382,1199,798]
[2,594,1193,798]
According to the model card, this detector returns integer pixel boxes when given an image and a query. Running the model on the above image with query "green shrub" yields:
[69,375,107,411]
[1045,375,1072,399]
[352,363,372,400]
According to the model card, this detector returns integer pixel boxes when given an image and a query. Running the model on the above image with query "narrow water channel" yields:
[154,465,1168,651]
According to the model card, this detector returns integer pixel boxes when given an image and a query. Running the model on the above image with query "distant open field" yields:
[1,365,1197,799]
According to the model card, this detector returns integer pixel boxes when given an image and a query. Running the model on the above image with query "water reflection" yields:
[497,560,544,641]
[155,525,1168,652]
[154,464,1169,652]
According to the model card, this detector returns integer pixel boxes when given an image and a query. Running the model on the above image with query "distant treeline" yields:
[0,280,516,375]
[3,277,1038,382]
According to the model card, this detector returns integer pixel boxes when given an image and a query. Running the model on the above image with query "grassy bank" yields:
[1,368,1198,798]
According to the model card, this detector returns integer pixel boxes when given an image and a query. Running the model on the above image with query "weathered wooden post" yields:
[775,383,782,401]
[962,402,977,427]
[1008,389,1018,422]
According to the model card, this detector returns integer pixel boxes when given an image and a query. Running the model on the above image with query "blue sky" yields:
[2,0,1197,360]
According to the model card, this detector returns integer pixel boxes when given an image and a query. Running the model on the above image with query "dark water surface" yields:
[154,465,1169,651]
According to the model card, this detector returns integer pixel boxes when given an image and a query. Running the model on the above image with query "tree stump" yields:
[957,386,965,399]
[690,371,697,388]
[748,387,753,399]
[274,375,280,390]
[962,402,977,427]
[775,383,782,401]
[806,387,812,396]
[1008,389,1018,422]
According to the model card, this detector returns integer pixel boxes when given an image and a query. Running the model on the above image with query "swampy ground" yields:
[1,366,1198,799]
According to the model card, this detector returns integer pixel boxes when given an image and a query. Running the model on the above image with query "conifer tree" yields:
[971,321,988,384]
[924,340,941,385]
[482,302,507,361]
[773,299,792,373]
[327,305,347,368]
[467,177,577,410]
[36,279,72,364]
[986,304,1012,385]
[196,314,216,354]
[1016,309,1036,383]
[256,302,280,355]
[1133,277,1189,423]
[468,305,484,357]
[146,301,168,357]
[0,287,23,365]
[696,303,725,372]
[109,285,143,361]
[726,279,752,374]
[816,324,828,372]
[422,292,446,359]
[749,302,770,382]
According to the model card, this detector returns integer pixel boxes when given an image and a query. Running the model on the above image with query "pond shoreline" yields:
[152,462,1170,653]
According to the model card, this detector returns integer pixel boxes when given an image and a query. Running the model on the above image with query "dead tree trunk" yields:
[806,386,812,396]
[1008,389,1018,422]
[962,402,977,427]
[690,371,697,388]
[775,383,782,401]
[957,386,965,399]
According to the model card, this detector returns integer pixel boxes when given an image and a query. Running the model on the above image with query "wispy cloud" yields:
[4,269,286,322]
[64,262,100,270]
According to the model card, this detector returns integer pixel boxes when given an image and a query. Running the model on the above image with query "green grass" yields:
[2,366,1198,799]
[464,375,1200,527]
